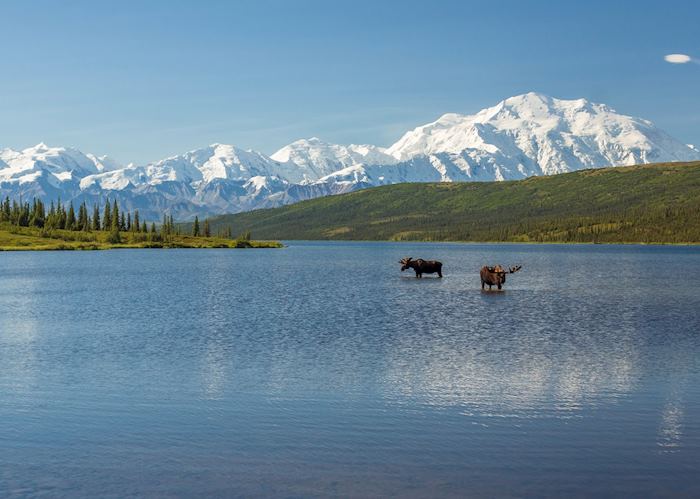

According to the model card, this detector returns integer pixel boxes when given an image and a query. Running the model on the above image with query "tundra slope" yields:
[2,93,698,220]
[205,161,700,244]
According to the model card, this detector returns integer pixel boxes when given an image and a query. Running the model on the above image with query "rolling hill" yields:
[206,161,700,244]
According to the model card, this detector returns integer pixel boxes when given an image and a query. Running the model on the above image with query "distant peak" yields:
[502,92,553,106]
[297,137,324,145]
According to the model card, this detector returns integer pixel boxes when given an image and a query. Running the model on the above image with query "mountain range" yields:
[2,92,698,220]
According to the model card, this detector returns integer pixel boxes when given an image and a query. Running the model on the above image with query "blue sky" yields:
[1,0,698,164]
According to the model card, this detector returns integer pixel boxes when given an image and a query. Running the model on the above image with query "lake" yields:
[1,242,699,497]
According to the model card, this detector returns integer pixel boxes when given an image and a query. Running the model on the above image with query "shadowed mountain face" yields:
[2,93,699,220]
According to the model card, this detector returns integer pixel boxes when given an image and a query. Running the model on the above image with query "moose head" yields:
[399,257,413,271]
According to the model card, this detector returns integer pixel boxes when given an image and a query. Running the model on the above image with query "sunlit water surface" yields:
[1,242,699,497]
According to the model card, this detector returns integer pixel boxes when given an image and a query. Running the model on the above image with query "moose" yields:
[399,257,443,278]
[480,264,522,290]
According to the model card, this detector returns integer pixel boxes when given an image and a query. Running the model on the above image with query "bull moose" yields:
[399,257,443,278]
[480,264,522,290]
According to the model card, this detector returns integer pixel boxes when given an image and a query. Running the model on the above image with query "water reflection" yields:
[0,263,41,393]
[658,396,684,452]
[381,332,639,414]
[0,244,699,497]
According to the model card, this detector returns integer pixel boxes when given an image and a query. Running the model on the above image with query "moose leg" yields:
[438,270,443,278]
[481,280,485,290]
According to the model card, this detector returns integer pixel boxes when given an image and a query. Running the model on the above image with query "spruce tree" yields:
[66,203,76,231]
[112,202,120,231]
[58,202,67,229]
[203,218,210,237]
[127,212,132,232]
[92,204,101,231]
[29,198,45,228]
[141,221,147,233]
[103,199,112,231]
[134,210,140,232]
[192,216,200,237]
[78,202,89,231]
[2,197,10,221]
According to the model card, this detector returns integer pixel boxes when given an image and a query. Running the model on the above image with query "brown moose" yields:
[399,257,443,278]
[480,265,522,290]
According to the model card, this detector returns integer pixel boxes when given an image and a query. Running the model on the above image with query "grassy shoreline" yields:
[0,224,282,251]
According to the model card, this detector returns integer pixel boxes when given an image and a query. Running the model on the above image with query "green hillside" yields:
[208,161,700,244]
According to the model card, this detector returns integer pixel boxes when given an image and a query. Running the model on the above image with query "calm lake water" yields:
[1,242,699,497]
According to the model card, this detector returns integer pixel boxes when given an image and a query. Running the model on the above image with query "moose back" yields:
[399,257,443,278]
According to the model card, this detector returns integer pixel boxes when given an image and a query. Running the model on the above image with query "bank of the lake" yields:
[0,224,282,251]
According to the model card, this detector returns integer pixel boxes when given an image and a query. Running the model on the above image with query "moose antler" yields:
[509,265,522,273]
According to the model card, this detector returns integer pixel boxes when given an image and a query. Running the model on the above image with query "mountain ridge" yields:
[2,93,698,220]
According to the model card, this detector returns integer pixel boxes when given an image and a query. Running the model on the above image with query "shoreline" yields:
[0,225,283,251]
[275,238,700,247]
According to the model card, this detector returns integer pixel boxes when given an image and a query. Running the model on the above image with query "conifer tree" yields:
[112,202,120,231]
[150,222,157,234]
[92,204,101,231]
[203,218,210,237]
[2,197,10,221]
[83,202,91,231]
[29,198,45,228]
[134,210,140,232]
[58,202,67,229]
[103,199,112,231]
[192,216,200,237]
[142,221,147,233]
[66,203,76,231]
[77,202,89,231]
[119,211,126,231]
[127,212,132,231]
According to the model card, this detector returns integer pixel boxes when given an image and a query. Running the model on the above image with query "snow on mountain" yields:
[2,93,699,220]
[387,92,700,179]
[0,143,101,184]
[271,137,397,181]
[86,153,124,173]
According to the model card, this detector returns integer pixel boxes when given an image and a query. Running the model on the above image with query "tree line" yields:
[0,197,168,233]
[0,197,236,240]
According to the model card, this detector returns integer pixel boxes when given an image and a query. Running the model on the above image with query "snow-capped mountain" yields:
[271,137,398,181]
[385,92,698,180]
[1,93,698,220]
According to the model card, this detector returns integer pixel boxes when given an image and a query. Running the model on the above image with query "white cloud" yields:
[665,54,692,64]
